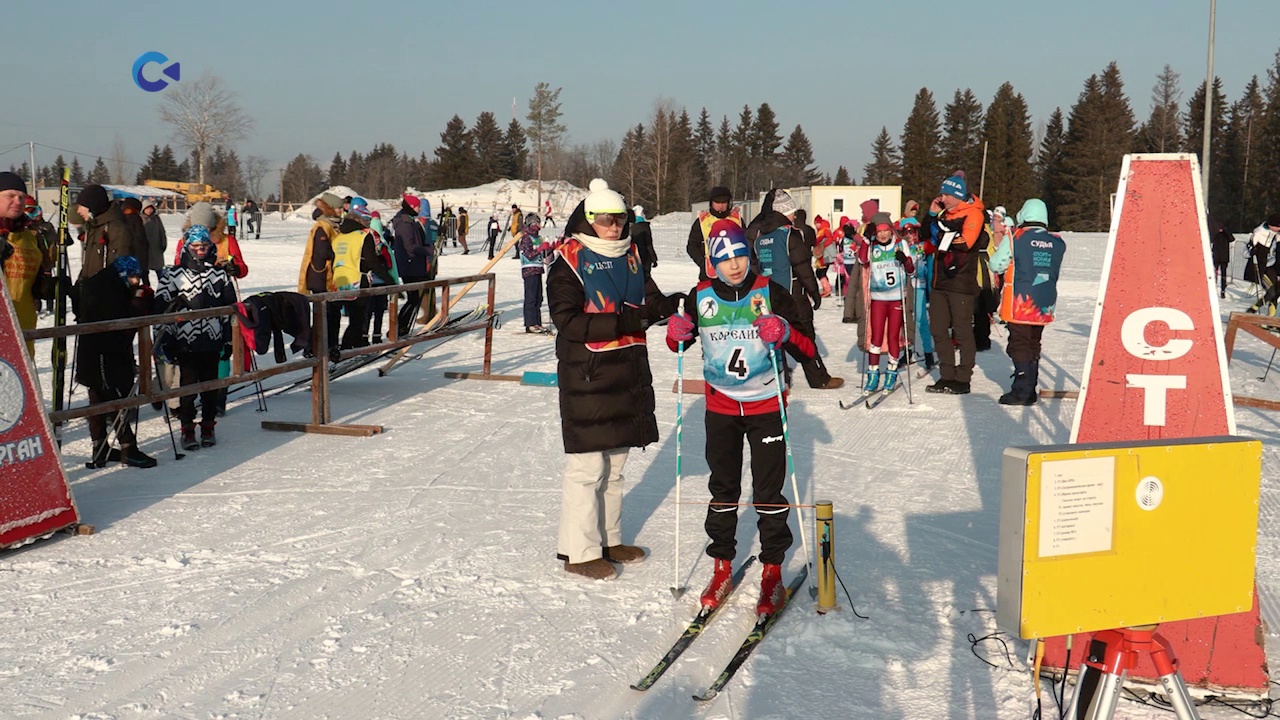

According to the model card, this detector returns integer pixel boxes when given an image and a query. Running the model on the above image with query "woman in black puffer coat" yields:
[546,179,683,580]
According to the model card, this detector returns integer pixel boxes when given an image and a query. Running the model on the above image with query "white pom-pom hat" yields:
[584,178,627,221]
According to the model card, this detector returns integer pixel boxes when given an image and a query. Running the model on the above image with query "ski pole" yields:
[768,344,816,599]
[900,250,913,404]
[671,337,687,600]
[1260,348,1278,382]
[155,363,185,460]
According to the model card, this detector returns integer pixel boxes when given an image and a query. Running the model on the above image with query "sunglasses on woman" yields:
[590,212,627,228]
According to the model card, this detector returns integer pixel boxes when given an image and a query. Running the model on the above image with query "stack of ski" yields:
[51,168,71,445]
[244,305,489,399]
[630,561,808,703]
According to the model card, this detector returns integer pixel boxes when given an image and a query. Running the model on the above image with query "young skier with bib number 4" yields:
[858,212,914,392]
[666,219,816,616]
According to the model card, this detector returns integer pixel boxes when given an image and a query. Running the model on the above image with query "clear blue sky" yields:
[4,0,1277,189]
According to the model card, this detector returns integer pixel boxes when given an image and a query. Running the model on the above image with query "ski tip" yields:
[693,691,718,703]
[629,684,648,692]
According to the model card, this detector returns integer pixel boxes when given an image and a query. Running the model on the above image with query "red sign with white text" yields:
[1049,154,1265,691]
[0,275,79,548]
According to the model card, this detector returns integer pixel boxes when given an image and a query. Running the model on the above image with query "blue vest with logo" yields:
[753,226,792,290]
[696,276,775,401]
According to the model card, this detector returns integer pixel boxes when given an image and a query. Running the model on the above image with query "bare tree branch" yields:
[158,73,254,184]
[244,155,270,200]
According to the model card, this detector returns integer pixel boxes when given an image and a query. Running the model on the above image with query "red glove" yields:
[753,314,790,348]
[666,313,695,345]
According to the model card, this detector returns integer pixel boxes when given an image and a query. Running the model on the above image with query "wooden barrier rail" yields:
[22,274,497,438]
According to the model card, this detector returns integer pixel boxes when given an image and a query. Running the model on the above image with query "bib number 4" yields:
[726,347,749,379]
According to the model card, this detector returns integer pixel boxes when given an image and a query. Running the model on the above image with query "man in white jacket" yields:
[1246,214,1280,313]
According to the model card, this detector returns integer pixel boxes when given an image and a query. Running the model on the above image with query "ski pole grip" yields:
[816,500,837,613]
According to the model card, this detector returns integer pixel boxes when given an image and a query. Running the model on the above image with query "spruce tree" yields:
[53,155,67,184]
[1138,64,1184,152]
[692,108,715,199]
[472,111,505,184]
[345,150,363,190]
[751,103,783,190]
[1057,63,1136,231]
[435,115,477,189]
[899,88,945,208]
[862,127,902,185]
[70,157,86,186]
[1259,49,1280,216]
[782,124,823,186]
[1036,108,1067,217]
[981,82,1036,212]
[611,124,647,209]
[501,118,528,180]
[833,165,853,185]
[526,82,566,203]
[328,152,347,187]
[731,105,753,195]
[713,115,733,190]
[1184,76,1229,216]
[1219,76,1268,228]
[88,157,111,184]
[940,89,985,184]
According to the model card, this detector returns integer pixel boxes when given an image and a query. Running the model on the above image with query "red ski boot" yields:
[699,559,735,609]
[757,563,785,616]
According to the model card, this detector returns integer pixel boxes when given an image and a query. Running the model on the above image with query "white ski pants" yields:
[558,448,630,563]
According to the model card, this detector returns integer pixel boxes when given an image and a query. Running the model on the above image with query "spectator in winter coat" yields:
[1207,214,1233,299]
[0,173,40,353]
[746,188,844,390]
[1247,215,1280,287]
[180,202,248,278]
[142,200,167,285]
[988,199,1065,406]
[630,205,658,271]
[687,186,742,280]
[518,214,552,333]
[485,214,500,259]
[392,194,431,333]
[664,219,816,615]
[509,204,523,259]
[154,227,236,450]
[1246,215,1280,313]
[225,199,238,239]
[119,198,151,279]
[76,184,146,281]
[924,174,989,395]
[328,199,394,349]
[73,255,157,468]
[457,206,470,254]
[547,179,684,581]
[25,197,61,315]
[298,193,342,301]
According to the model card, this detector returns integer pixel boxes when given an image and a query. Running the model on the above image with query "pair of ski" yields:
[630,558,808,702]
[838,381,904,410]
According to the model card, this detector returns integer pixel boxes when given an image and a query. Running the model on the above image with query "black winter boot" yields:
[181,424,199,451]
[999,361,1039,406]
[200,422,217,447]
[120,444,158,469]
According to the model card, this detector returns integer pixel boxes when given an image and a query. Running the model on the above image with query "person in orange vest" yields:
[687,186,743,281]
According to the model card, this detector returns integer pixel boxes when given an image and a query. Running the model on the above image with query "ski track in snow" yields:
[4,215,1277,719]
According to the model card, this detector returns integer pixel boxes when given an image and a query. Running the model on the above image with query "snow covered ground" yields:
[3,213,1278,719]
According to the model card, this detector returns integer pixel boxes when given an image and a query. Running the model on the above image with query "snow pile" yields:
[286,180,590,223]
[404,179,587,219]
[284,186,395,222]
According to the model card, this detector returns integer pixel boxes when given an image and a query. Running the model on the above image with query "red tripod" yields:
[1065,626,1200,719]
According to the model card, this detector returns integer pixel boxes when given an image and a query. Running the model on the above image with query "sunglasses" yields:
[590,212,628,228]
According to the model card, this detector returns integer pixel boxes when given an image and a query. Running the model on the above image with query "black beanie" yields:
[709,186,731,202]
[0,171,27,194]
[1268,214,1280,228]
[77,184,111,216]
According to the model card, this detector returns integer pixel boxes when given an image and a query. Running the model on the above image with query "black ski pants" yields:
[929,289,977,383]
[789,280,832,388]
[704,410,793,566]
[176,351,220,427]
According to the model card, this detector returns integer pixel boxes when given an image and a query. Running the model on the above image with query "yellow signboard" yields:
[997,437,1261,640]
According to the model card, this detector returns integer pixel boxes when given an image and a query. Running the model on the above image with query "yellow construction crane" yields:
[142,180,227,203]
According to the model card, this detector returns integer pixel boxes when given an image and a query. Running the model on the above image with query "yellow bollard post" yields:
[816,500,837,613]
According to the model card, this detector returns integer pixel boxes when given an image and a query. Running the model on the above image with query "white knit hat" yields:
[772,189,799,217]
[632,204,644,217]
[584,178,626,220]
